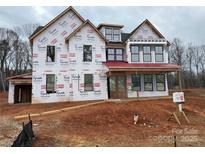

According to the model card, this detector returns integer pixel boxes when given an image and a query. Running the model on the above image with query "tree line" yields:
[0,23,39,91]
[169,38,205,89]
[0,24,205,91]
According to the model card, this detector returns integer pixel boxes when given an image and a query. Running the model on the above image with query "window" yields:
[105,28,120,41]
[113,29,120,41]
[156,74,165,91]
[131,74,141,91]
[155,46,164,62]
[143,46,151,62]
[105,28,112,40]
[46,46,55,62]
[116,49,123,61]
[46,74,56,93]
[107,49,115,61]
[130,45,140,62]
[83,45,92,62]
[107,48,123,61]
[84,74,93,91]
[144,74,153,91]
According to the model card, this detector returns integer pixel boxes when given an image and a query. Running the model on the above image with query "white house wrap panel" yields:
[32,9,84,103]
[130,23,160,40]
[68,24,107,101]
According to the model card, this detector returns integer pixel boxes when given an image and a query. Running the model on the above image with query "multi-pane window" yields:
[105,28,112,40]
[46,74,56,93]
[84,74,93,91]
[83,45,92,62]
[46,46,55,62]
[131,74,141,91]
[116,49,123,61]
[155,46,163,62]
[130,45,140,62]
[143,46,151,62]
[107,49,115,61]
[144,74,153,91]
[156,74,165,91]
[107,48,123,61]
[105,28,120,41]
[113,29,120,41]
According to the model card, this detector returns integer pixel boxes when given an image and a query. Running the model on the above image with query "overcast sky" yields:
[0,6,204,45]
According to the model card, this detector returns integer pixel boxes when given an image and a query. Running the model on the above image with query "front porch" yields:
[104,62,181,99]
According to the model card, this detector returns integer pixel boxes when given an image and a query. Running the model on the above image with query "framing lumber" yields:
[14,100,108,120]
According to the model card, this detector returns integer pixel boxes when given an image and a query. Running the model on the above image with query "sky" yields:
[0,6,205,45]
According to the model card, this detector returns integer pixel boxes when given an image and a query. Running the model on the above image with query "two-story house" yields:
[99,20,181,99]
[7,6,181,104]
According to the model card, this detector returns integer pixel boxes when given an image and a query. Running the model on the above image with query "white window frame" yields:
[105,28,121,41]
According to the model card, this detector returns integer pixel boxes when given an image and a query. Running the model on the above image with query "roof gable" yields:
[29,6,85,42]
[65,19,106,42]
[126,19,165,41]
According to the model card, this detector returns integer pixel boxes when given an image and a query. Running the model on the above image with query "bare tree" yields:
[200,45,205,74]
[14,23,40,39]
[170,38,185,67]
[13,23,40,68]
[192,46,201,77]
[0,28,19,91]
[0,24,39,91]
[187,44,193,70]
[199,45,205,87]
[186,43,195,82]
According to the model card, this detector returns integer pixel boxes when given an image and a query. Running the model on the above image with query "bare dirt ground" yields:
[0,89,205,147]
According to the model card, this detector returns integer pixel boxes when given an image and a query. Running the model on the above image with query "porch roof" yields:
[103,62,181,72]
[6,73,32,84]
[6,73,32,80]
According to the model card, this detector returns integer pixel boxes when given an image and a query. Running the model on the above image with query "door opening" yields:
[14,85,32,104]
[108,75,126,99]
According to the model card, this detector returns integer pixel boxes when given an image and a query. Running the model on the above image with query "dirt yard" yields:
[0,89,205,147]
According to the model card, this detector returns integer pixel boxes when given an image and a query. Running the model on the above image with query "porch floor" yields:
[108,96,172,103]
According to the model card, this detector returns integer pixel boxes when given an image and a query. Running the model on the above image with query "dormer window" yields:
[113,29,120,41]
[105,28,121,42]
[105,28,112,40]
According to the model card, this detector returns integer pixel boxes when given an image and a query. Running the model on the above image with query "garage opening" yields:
[6,73,32,104]
[14,85,32,104]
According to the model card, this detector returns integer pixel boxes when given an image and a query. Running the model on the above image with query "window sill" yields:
[155,61,164,63]
[107,60,126,62]
[108,40,122,42]
[46,92,56,94]
[45,62,56,65]
[83,61,92,63]
[131,89,141,91]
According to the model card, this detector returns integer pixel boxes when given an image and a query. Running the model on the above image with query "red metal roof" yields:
[103,61,181,69]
